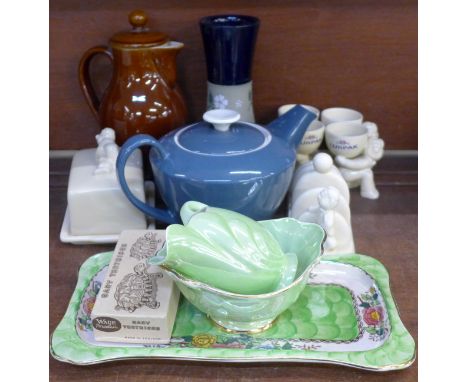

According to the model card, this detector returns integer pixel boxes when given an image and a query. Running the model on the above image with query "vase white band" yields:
[207,81,255,123]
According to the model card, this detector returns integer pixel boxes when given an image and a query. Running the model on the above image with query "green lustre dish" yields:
[150,201,303,295]
[150,208,326,332]
[50,252,416,371]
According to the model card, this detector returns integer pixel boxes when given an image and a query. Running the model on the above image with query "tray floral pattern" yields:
[50,252,415,371]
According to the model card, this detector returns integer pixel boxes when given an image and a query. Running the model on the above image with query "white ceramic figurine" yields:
[296,187,340,251]
[334,122,385,199]
[289,153,355,255]
[94,127,120,175]
[317,187,340,251]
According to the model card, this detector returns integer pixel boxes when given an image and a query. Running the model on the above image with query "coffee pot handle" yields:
[78,46,114,120]
[116,135,178,224]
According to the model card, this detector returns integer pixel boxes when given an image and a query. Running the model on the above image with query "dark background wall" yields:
[50,0,417,150]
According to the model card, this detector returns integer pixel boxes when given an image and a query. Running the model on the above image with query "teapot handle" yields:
[78,46,113,121]
[116,135,178,224]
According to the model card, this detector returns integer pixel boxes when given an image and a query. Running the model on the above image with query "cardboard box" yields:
[91,230,179,344]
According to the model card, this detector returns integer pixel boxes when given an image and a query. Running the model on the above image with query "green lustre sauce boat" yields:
[150,201,300,294]
[148,201,326,333]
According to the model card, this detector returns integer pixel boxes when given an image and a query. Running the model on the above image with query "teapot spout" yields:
[266,105,317,149]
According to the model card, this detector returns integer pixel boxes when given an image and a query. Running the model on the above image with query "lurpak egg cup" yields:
[278,104,324,158]
[325,122,369,159]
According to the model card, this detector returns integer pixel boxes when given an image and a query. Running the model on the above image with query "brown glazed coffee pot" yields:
[79,10,187,144]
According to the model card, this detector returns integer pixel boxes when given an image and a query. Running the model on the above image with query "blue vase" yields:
[200,15,260,122]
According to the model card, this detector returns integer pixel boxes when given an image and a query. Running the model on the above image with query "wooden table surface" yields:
[49,155,417,381]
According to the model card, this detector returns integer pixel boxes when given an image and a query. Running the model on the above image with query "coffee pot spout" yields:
[266,105,317,149]
[153,41,184,88]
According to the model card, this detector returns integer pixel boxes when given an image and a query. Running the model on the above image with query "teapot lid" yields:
[110,10,169,46]
[174,109,272,156]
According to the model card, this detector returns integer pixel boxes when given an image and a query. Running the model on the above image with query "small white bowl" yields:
[278,104,320,119]
[321,107,363,126]
[298,120,325,155]
[278,105,323,155]
[325,122,368,158]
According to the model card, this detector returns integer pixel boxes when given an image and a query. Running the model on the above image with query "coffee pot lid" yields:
[110,10,169,45]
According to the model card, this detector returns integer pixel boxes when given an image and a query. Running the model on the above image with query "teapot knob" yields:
[203,109,241,132]
[129,10,148,29]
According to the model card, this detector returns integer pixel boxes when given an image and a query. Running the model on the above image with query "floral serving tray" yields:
[50,252,415,371]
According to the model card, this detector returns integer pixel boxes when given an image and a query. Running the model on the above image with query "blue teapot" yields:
[116,105,316,223]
